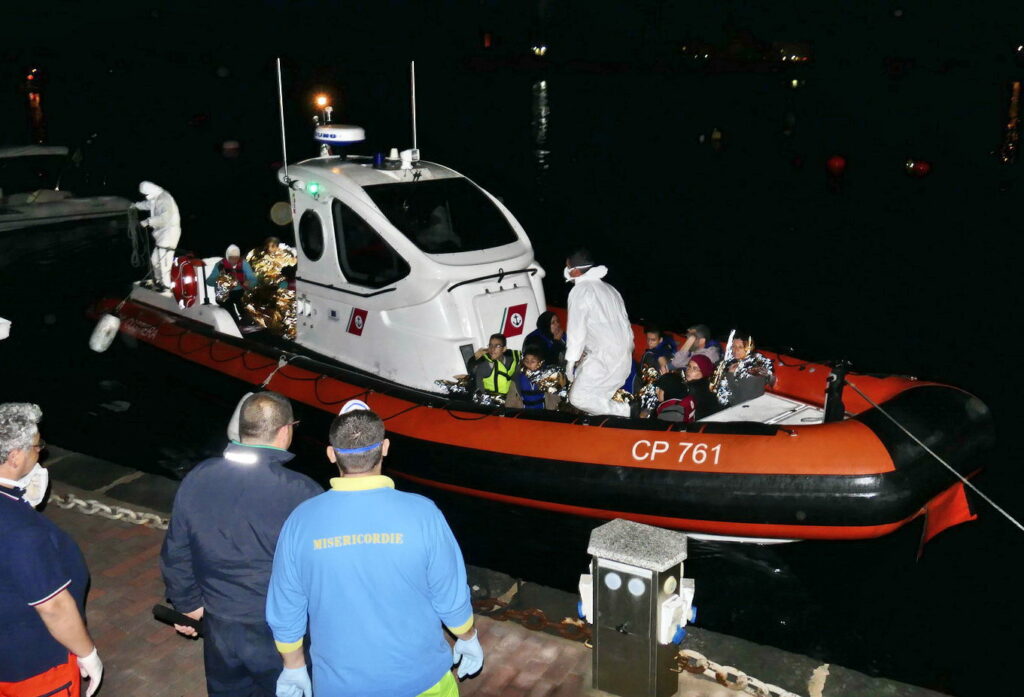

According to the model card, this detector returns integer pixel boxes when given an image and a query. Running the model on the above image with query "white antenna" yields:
[276,57,290,182]
[410,61,418,150]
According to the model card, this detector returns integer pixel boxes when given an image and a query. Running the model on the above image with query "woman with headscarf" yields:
[524,310,568,368]
[679,354,722,422]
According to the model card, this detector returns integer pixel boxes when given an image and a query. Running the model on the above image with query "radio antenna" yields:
[276,57,290,182]
[410,60,418,151]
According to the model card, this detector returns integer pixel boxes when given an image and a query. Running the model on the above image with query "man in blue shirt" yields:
[160,392,322,697]
[0,402,103,697]
[267,405,484,697]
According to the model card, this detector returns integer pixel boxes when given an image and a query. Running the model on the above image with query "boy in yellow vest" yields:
[471,334,521,396]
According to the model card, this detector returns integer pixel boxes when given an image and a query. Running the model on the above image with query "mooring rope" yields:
[845,379,1024,533]
[260,354,297,388]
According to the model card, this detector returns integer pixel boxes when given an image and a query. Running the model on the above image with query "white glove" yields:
[77,647,103,697]
[566,362,575,382]
[276,666,312,697]
[453,631,484,678]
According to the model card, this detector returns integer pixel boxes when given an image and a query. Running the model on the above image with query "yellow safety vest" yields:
[482,351,520,395]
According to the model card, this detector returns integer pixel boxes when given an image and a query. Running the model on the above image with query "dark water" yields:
[4,9,1024,695]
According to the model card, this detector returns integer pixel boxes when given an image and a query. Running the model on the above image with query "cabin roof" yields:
[291,156,461,189]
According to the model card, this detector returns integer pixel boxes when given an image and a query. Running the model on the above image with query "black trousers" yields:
[217,288,246,323]
[202,616,282,697]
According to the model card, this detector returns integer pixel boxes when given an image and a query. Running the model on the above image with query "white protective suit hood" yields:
[139,180,164,200]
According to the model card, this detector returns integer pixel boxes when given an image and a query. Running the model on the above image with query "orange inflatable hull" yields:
[93,298,992,541]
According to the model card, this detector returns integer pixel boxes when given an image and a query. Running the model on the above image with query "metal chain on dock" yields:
[673,649,805,697]
[52,492,169,530]
[474,598,804,697]
[472,597,591,641]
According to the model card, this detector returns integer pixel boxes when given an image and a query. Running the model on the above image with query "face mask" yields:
[564,264,592,283]
[0,463,49,508]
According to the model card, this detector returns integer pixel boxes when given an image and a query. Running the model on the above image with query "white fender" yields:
[89,314,121,353]
[227,392,255,442]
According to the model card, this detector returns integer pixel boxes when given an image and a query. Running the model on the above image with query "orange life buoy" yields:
[171,256,205,308]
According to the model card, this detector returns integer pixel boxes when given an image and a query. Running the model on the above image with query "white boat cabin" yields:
[135,124,547,392]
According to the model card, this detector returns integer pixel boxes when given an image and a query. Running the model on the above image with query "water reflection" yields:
[27,91,46,144]
[531,79,550,172]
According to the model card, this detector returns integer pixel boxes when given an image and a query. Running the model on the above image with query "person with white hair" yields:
[0,403,103,697]
[133,180,181,290]
[206,244,258,322]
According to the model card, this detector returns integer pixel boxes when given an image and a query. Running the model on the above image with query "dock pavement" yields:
[44,446,949,697]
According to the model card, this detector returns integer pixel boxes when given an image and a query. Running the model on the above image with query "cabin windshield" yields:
[363,177,519,254]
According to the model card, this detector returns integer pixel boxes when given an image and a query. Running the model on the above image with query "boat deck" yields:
[701,393,826,425]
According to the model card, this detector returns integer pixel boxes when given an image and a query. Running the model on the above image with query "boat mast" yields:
[410,61,417,152]
[276,58,290,183]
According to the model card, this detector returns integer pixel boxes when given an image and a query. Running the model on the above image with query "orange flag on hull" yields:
[918,482,977,557]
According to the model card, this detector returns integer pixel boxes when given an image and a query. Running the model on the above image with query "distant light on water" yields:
[531,80,550,171]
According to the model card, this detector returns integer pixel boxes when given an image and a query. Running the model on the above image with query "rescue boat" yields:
[89,100,994,543]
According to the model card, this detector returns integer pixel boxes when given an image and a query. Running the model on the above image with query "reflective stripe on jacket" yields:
[482,351,520,394]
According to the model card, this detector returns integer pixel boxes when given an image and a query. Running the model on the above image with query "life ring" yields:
[171,257,204,308]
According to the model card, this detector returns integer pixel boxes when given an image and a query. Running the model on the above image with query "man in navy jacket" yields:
[160,391,322,697]
[0,402,103,697]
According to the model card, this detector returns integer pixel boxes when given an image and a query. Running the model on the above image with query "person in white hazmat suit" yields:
[564,249,634,417]
[133,181,181,290]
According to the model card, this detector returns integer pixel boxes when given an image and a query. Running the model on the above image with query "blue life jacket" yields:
[513,371,545,409]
